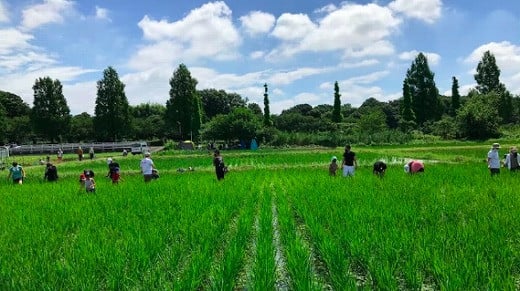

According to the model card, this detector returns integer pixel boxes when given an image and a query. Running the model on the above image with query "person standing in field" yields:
[487,143,501,175]
[7,162,25,184]
[89,147,95,160]
[329,156,338,176]
[77,146,83,161]
[373,160,387,177]
[140,152,156,183]
[504,146,520,172]
[341,144,357,177]
[43,163,58,182]
[57,148,63,162]
[404,160,424,174]
[213,149,226,180]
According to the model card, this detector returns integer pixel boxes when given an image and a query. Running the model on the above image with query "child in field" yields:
[107,159,121,184]
[8,162,25,184]
[84,172,96,193]
[329,156,338,176]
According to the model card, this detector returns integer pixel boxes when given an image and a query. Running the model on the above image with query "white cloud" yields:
[21,0,74,30]
[240,11,275,36]
[268,3,400,59]
[389,0,442,24]
[271,13,316,41]
[0,28,34,55]
[131,2,241,70]
[267,67,334,86]
[95,6,111,21]
[294,92,321,104]
[0,51,56,71]
[314,4,338,14]
[0,0,9,22]
[399,50,441,66]
[339,59,380,69]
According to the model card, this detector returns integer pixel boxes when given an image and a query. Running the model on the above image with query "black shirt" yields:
[343,151,356,166]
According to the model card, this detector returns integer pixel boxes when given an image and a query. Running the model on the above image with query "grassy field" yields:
[1,144,520,290]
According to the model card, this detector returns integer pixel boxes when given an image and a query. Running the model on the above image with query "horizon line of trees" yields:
[1,50,519,147]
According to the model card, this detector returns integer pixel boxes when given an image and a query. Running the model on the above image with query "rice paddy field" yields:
[1,143,520,290]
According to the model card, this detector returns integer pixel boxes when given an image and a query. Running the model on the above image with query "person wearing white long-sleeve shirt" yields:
[487,143,501,175]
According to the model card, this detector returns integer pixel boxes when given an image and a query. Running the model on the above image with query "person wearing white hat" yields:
[487,143,501,175]
[329,156,338,176]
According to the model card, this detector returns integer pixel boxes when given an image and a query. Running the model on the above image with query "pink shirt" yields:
[410,161,424,173]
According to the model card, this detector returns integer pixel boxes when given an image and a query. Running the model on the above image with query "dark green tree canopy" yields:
[199,89,247,121]
[31,76,71,142]
[0,91,31,117]
[68,112,94,142]
[94,66,131,141]
[475,51,502,95]
[130,103,166,140]
[405,52,441,125]
[451,76,461,116]
[166,64,202,140]
[263,83,273,127]
[201,107,261,142]
[332,81,342,123]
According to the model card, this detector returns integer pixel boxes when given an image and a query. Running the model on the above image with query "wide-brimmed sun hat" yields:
[492,143,500,149]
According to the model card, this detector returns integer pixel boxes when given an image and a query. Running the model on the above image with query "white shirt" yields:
[140,157,154,175]
[487,149,500,169]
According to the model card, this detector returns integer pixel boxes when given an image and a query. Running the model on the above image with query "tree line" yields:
[0,51,518,147]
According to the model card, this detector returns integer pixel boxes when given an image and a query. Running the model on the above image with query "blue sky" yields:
[0,0,519,115]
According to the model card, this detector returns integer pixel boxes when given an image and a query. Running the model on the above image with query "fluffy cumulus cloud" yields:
[268,3,401,59]
[389,0,442,24]
[240,11,275,36]
[465,41,520,94]
[130,1,241,70]
[399,50,441,66]
[21,0,74,30]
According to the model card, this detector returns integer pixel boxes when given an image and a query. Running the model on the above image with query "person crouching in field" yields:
[8,162,25,184]
[329,156,338,176]
[43,163,58,182]
[107,159,121,184]
[404,160,424,174]
[373,161,387,178]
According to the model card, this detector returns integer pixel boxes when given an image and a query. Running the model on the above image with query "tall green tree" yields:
[165,64,202,140]
[31,77,71,142]
[456,92,500,139]
[474,51,513,123]
[94,67,130,141]
[401,80,415,122]
[451,76,461,116]
[404,52,441,125]
[331,81,342,123]
[263,83,273,127]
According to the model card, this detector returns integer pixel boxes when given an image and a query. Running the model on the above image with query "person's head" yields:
[331,156,337,163]
[12,162,18,167]
[492,143,500,151]
[144,152,151,158]
[510,146,517,154]
[344,144,351,152]
[46,163,52,167]
[404,163,410,173]
[214,150,220,156]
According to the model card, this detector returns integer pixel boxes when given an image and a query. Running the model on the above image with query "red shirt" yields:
[410,161,424,173]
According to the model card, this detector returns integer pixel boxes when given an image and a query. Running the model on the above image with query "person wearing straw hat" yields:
[487,143,501,175]
[504,146,520,172]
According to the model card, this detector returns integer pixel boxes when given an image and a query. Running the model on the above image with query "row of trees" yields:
[1,50,518,146]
